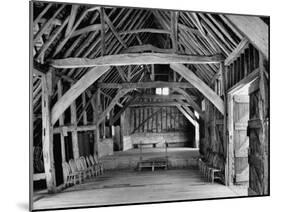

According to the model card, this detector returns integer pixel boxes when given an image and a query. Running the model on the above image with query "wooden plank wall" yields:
[226,44,260,90]
[130,106,189,133]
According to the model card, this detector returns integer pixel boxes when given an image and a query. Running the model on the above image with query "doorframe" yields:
[225,76,258,186]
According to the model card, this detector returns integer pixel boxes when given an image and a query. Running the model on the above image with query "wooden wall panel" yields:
[130,106,190,133]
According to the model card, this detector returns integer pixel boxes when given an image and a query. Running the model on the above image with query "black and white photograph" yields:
[29,0,269,211]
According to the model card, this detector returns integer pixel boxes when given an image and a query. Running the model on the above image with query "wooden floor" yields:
[33,168,247,210]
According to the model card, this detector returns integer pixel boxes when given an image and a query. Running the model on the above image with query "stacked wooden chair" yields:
[198,153,222,183]
[62,161,81,187]
[62,154,105,189]
[89,154,104,175]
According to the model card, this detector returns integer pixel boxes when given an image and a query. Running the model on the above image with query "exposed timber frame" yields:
[50,53,224,68]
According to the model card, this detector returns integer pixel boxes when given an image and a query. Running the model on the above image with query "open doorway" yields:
[227,81,255,186]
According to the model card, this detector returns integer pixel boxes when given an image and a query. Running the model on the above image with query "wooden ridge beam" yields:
[51,66,111,125]
[97,81,193,89]
[170,64,224,114]
[141,94,197,100]
[119,28,170,35]
[129,101,189,107]
[122,44,174,54]
[50,53,225,68]
[225,15,268,60]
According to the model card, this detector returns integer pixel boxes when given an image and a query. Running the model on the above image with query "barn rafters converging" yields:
[31,1,269,209]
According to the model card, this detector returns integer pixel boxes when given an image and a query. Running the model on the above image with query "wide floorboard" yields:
[33,168,247,210]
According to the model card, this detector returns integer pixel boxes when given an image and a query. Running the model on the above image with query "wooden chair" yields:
[75,158,89,180]
[93,154,104,174]
[62,162,75,187]
[69,159,83,184]
[86,156,98,177]
[89,155,103,175]
[80,156,93,178]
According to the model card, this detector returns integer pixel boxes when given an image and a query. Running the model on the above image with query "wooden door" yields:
[233,95,249,183]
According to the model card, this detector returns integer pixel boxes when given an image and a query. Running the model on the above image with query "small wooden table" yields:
[137,140,169,171]
[138,158,168,171]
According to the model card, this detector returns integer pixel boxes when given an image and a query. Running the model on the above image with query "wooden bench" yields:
[138,158,168,171]
[134,142,159,148]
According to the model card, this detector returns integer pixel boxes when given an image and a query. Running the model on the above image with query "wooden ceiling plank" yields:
[34,4,65,43]
[53,8,90,56]
[171,11,179,52]
[219,14,243,40]
[33,3,53,26]
[104,12,127,48]
[199,14,234,52]
[224,37,249,65]
[35,15,70,60]
[99,7,106,55]
[65,5,79,37]
[207,14,238,47]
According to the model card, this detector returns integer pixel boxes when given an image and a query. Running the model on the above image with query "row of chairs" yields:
[62,154,104,188]
[198,158,221,183]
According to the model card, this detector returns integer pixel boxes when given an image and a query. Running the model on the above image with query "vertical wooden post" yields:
[102,98,106,139]
[82,92,88,125]
[70,88,79,159]
[194,112,200,148]
[57,80,66,163]
[221,62,230,185]
[41,69,56,193]
[94,89,101,157]
[258,52,269,194]
[120,113,125,150]
[100,7,106,56]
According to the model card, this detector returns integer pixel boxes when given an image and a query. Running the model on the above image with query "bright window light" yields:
[162,87,169,95]
[156,88,162,95]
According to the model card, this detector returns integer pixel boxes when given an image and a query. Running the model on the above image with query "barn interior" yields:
[31,1,269,210]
